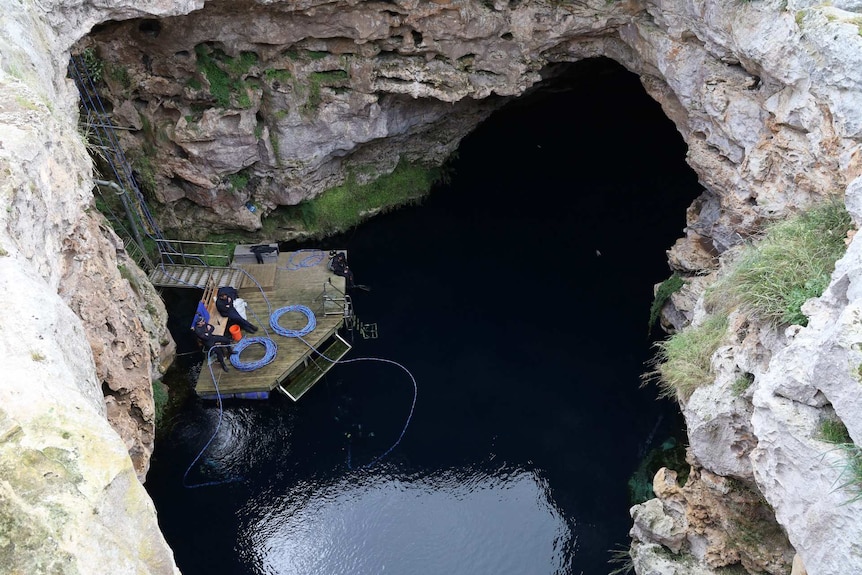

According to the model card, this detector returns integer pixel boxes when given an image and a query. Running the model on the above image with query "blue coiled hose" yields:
[270,305,316,337]
[230,336,278,371]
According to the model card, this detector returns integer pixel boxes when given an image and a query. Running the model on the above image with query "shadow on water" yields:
[147,58,698,575]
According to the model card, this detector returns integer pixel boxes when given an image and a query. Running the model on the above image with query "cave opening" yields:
[149,56,702,575]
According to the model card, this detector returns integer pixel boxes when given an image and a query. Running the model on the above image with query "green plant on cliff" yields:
[273,160,441,237]
[152,379,169,429]
[646,313,729,400]
[195,45,258,109]
[82,47,103,83]
[708,200,850,327]
[303,70,349,113]
[819,417,852,444]
[648,273,685,332]
[607,545,634,575]
[226,169,250,191]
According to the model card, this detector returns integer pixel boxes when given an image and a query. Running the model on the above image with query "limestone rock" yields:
[631,466,794,575]
[1,0,180,570]
[4,0,862,574]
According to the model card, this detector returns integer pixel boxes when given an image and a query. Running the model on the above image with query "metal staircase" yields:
[69,53,164,269]
[70,52,236,289]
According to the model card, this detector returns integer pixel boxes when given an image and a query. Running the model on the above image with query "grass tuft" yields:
[820,417,852,444]
[607,544,635,575]
[708,200,850,327]
[732,372,755,396]
[646,314,729,400]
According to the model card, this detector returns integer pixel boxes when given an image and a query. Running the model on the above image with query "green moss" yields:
[227,170,250,191]
[226,51,259,76]
[153,379,169,430]
[272,160,441,237]
[264,68,293,83]
[194,44,259,109]
[118,264,142,294]
[107,63,131,90]
[82,47,103,83]
[236,89,252,109]
[649,273,685,332]
[269,130,281,166]
[303,70,349,113]
[308,50,328,60]
[132,154,157,195]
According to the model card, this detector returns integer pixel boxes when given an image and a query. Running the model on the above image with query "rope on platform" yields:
[270,305,317,338]
[230,336,278,371]
[281,248,325,271]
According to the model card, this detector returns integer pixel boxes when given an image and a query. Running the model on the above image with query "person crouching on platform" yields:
[328,250,355,288]
[194,317,233,372]
[217,292,259,333]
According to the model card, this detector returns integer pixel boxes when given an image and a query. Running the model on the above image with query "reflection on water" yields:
[239,467,571,575]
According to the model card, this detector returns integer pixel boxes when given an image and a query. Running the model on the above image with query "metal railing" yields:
[154,239,233,267]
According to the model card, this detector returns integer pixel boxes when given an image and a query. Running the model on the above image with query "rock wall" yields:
[3,0,862,573]
[0,0,188,573]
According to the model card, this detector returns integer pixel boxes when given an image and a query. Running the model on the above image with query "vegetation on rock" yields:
[648,273,685,332]
[649,200,850,401]
[647,313,729,400]
[274,159,442,237]
[708,200,850,327]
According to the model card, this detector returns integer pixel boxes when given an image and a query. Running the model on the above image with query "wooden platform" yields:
[195,250,350,400]
[237,263,277,290]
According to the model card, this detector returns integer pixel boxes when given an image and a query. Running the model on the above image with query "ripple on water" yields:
[237,465,572,575]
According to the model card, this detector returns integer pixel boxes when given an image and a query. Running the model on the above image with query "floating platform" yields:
[195,249,352,401]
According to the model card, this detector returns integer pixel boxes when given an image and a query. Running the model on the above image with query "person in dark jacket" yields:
[328,250,355,288]
[194,317,233,372]
[216,291,259,333]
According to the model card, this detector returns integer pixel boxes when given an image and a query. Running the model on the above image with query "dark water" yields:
[146,59,699,575]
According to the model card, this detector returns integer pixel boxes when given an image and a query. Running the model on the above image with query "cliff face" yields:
[3,0,862,573]
[0,1,189,573]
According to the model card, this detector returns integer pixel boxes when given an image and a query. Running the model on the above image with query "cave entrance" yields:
[150,56,702,575]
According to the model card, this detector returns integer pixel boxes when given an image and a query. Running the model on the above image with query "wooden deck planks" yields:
[195,250,349,398]
[237,263,277,290]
